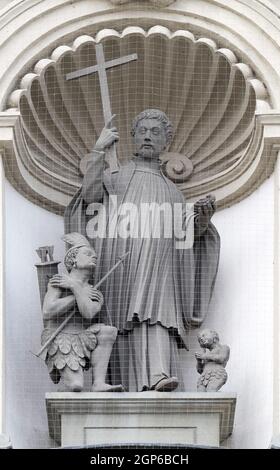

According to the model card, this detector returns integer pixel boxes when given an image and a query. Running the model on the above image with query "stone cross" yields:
[66,44,138,172]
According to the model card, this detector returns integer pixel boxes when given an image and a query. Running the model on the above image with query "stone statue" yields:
[195,329,230,392]
[41,232,124,392]
[65,109,220,392]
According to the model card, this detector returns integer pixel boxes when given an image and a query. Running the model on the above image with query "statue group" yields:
[38,108,225,393]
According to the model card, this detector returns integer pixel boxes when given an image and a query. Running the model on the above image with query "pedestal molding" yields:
[46,392,237,447]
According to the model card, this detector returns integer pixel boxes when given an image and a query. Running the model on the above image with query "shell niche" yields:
[7,26,269,213]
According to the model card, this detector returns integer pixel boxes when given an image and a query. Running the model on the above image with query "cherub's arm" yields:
[202,345,230,364]
[43,283,75,321]
[195,356,204,374]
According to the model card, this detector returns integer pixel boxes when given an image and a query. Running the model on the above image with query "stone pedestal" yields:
[0,433,12,449]
[46,392,236,448]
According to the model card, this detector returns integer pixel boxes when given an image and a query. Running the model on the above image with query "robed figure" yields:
[65,109,220,392]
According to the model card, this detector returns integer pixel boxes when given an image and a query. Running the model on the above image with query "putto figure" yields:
[41,233,124,392]
[195,329,230,392]
[65,109,220,392]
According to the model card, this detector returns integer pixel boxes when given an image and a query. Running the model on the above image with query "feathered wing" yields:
[62,232,90,248]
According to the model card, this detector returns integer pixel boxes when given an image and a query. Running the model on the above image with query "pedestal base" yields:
[46,392,236,448]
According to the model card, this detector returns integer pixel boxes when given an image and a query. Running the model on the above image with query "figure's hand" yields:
[49,274,77,291]
[195,352,206,361]
[94,115,119,152]
[196,351,213,362]
[194,194,216,232]
[85,287,104,306]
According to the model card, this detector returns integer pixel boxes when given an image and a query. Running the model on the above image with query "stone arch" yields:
[0,0,279,212]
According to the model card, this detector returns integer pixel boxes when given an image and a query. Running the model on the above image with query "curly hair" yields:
[64,247,80,272]
[198,329,220,343]
[210,330,219,342]
[198,329,220,344]
[131,109,173,145]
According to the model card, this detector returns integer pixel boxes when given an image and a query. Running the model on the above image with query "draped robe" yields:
[65,150,220,390]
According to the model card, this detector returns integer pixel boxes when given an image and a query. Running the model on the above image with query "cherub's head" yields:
[131,109,173,159]
[62,233,97,272]
[198,329,219,349]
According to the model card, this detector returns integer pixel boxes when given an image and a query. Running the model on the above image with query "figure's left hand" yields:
[195,352,206,361]
[194,194,216,231]
[86,287,104,306]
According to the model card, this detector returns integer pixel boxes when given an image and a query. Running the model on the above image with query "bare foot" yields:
[91,383,125,392]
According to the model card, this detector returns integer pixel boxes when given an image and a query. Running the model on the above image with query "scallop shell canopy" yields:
[7,26,269,214]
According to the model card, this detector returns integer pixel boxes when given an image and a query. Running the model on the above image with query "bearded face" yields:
[133,118,167,159]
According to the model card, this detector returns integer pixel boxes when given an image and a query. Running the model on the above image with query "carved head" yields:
[64,245,97,272]
[198,329,219,348]
[131,109,173,159]
[62,232,97,272]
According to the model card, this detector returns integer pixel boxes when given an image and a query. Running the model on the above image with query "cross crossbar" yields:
[65,43,138,173]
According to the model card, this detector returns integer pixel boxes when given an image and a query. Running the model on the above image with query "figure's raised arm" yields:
[82,115,119,204]
[95,115,119,153]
